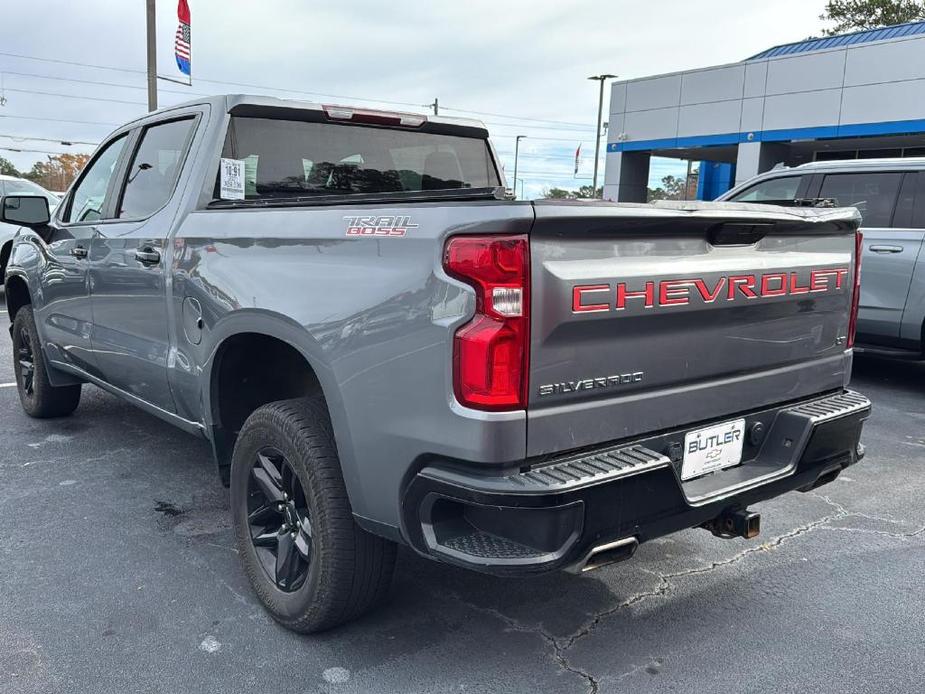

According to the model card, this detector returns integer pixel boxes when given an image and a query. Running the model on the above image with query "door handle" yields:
[869,245,903,254]
[135,247,161,265]
[70,245,88,259]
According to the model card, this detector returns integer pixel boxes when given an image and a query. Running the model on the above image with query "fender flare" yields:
[200,309,360,498]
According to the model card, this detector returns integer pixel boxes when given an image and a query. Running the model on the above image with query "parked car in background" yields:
[721,159,925,359]
[0,175,60,280]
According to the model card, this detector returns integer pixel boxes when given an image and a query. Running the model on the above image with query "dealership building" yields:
[603,21,925,202]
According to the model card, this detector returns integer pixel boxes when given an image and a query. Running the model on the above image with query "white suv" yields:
[0,175,60,280]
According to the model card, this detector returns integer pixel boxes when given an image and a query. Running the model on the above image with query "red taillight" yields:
[444,235,530,410]
[847,230,863,348]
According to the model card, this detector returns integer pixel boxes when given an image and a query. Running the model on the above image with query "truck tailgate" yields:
[527,201,860,457]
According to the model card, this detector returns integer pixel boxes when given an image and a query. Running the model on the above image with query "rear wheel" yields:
[230,397,396,633]
[12,306,81,418]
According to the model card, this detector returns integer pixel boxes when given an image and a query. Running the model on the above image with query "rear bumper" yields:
[400,390,870,575]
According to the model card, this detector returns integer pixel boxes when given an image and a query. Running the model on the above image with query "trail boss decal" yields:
[345,215,418,237]
[572,267,849,313]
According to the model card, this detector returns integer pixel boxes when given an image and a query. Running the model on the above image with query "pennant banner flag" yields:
[175,0,191,77]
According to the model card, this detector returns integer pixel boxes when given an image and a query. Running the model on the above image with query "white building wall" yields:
[607,33,925,148]
[605,30,925,200]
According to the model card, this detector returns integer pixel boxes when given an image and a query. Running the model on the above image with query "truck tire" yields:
[230,397,397,633]
[12,306,81,418]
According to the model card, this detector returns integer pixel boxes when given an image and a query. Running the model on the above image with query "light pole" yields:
[512,135,526,199]
[146,0,157,111]
[588,74,617,198]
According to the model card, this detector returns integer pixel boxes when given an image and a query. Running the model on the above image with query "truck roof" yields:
[776,157,925,173]
[122,93,488,133]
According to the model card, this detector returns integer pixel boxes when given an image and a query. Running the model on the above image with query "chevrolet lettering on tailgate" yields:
[572,267,849,313]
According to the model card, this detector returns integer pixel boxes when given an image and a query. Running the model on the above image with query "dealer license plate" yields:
[681,418,746,481]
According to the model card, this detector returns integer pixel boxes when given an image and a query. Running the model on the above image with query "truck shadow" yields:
[852,354,925,394]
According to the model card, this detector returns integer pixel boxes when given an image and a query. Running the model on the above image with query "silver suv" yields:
[721,159,925,358]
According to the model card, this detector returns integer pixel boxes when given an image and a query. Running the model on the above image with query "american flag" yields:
[175,0,191,76]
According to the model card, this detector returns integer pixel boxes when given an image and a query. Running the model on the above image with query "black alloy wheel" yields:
[16,324,35,396]
[246,447,313,592]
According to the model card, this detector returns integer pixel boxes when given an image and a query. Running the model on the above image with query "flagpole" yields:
[146,0,157,111]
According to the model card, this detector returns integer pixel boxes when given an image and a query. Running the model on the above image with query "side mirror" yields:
[1,195,51,228]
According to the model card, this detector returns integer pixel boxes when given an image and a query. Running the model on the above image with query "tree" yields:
[820,0,925,35]
[576,185,603,199]
[0,157,19,177]
[24,153,90,192]
[542,187,573,199]
[660,175,687,199]
[647,175,689,202]
[540,185,603,200]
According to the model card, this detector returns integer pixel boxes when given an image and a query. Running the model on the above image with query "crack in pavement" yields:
[445,592,601,693]
[449,490,924,692]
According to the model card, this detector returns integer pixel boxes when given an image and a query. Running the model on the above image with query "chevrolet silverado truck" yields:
[2,95,870,633]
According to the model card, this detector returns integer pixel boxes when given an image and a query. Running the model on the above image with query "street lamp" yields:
[512,135,527,199]
[588,74,617,198]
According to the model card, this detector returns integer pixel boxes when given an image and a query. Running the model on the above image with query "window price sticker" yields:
[219,158,245,200]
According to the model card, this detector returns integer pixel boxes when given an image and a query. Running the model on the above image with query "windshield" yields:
[217,116,500,200]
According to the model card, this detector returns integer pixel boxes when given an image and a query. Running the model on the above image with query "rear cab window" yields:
[215,112,501,201]
[118,117,197,219]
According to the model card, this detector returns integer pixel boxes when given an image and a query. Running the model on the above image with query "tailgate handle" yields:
[708,222,773,246]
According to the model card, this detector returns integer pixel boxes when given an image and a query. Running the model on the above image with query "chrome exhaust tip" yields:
[575,536,639,573]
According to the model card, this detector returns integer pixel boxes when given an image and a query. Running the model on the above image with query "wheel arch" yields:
[0,240,12,280]
[202,311,356,494]
[4,272,32,322]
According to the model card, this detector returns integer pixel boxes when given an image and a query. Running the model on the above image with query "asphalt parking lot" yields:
[0,290,923,694]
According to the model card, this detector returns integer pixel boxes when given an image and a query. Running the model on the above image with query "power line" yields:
[1,70,213,98]
[0,50,144,76]
[2,86,148,107]
[0,50,593,130]
[440,106,589,128]
[2,70,594,134]
[0,133,97,146]
[0,145,85,155]
[0,113,121,127]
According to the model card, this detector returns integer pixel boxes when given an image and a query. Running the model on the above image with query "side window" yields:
[118,118,195,219]
[818,172,902,228]
[892,173,916,229]
[729,176,801,204]
[65,135,127,223]
[914,173,925,229]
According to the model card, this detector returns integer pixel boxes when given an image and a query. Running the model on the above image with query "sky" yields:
[0,0,829,199]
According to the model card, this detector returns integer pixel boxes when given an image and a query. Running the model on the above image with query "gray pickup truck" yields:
[2,95,870,632]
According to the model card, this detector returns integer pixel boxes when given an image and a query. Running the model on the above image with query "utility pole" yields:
[427,98,439,115]
[146,0,157,112]
[588,74,617,198]
[512,135,526,200]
